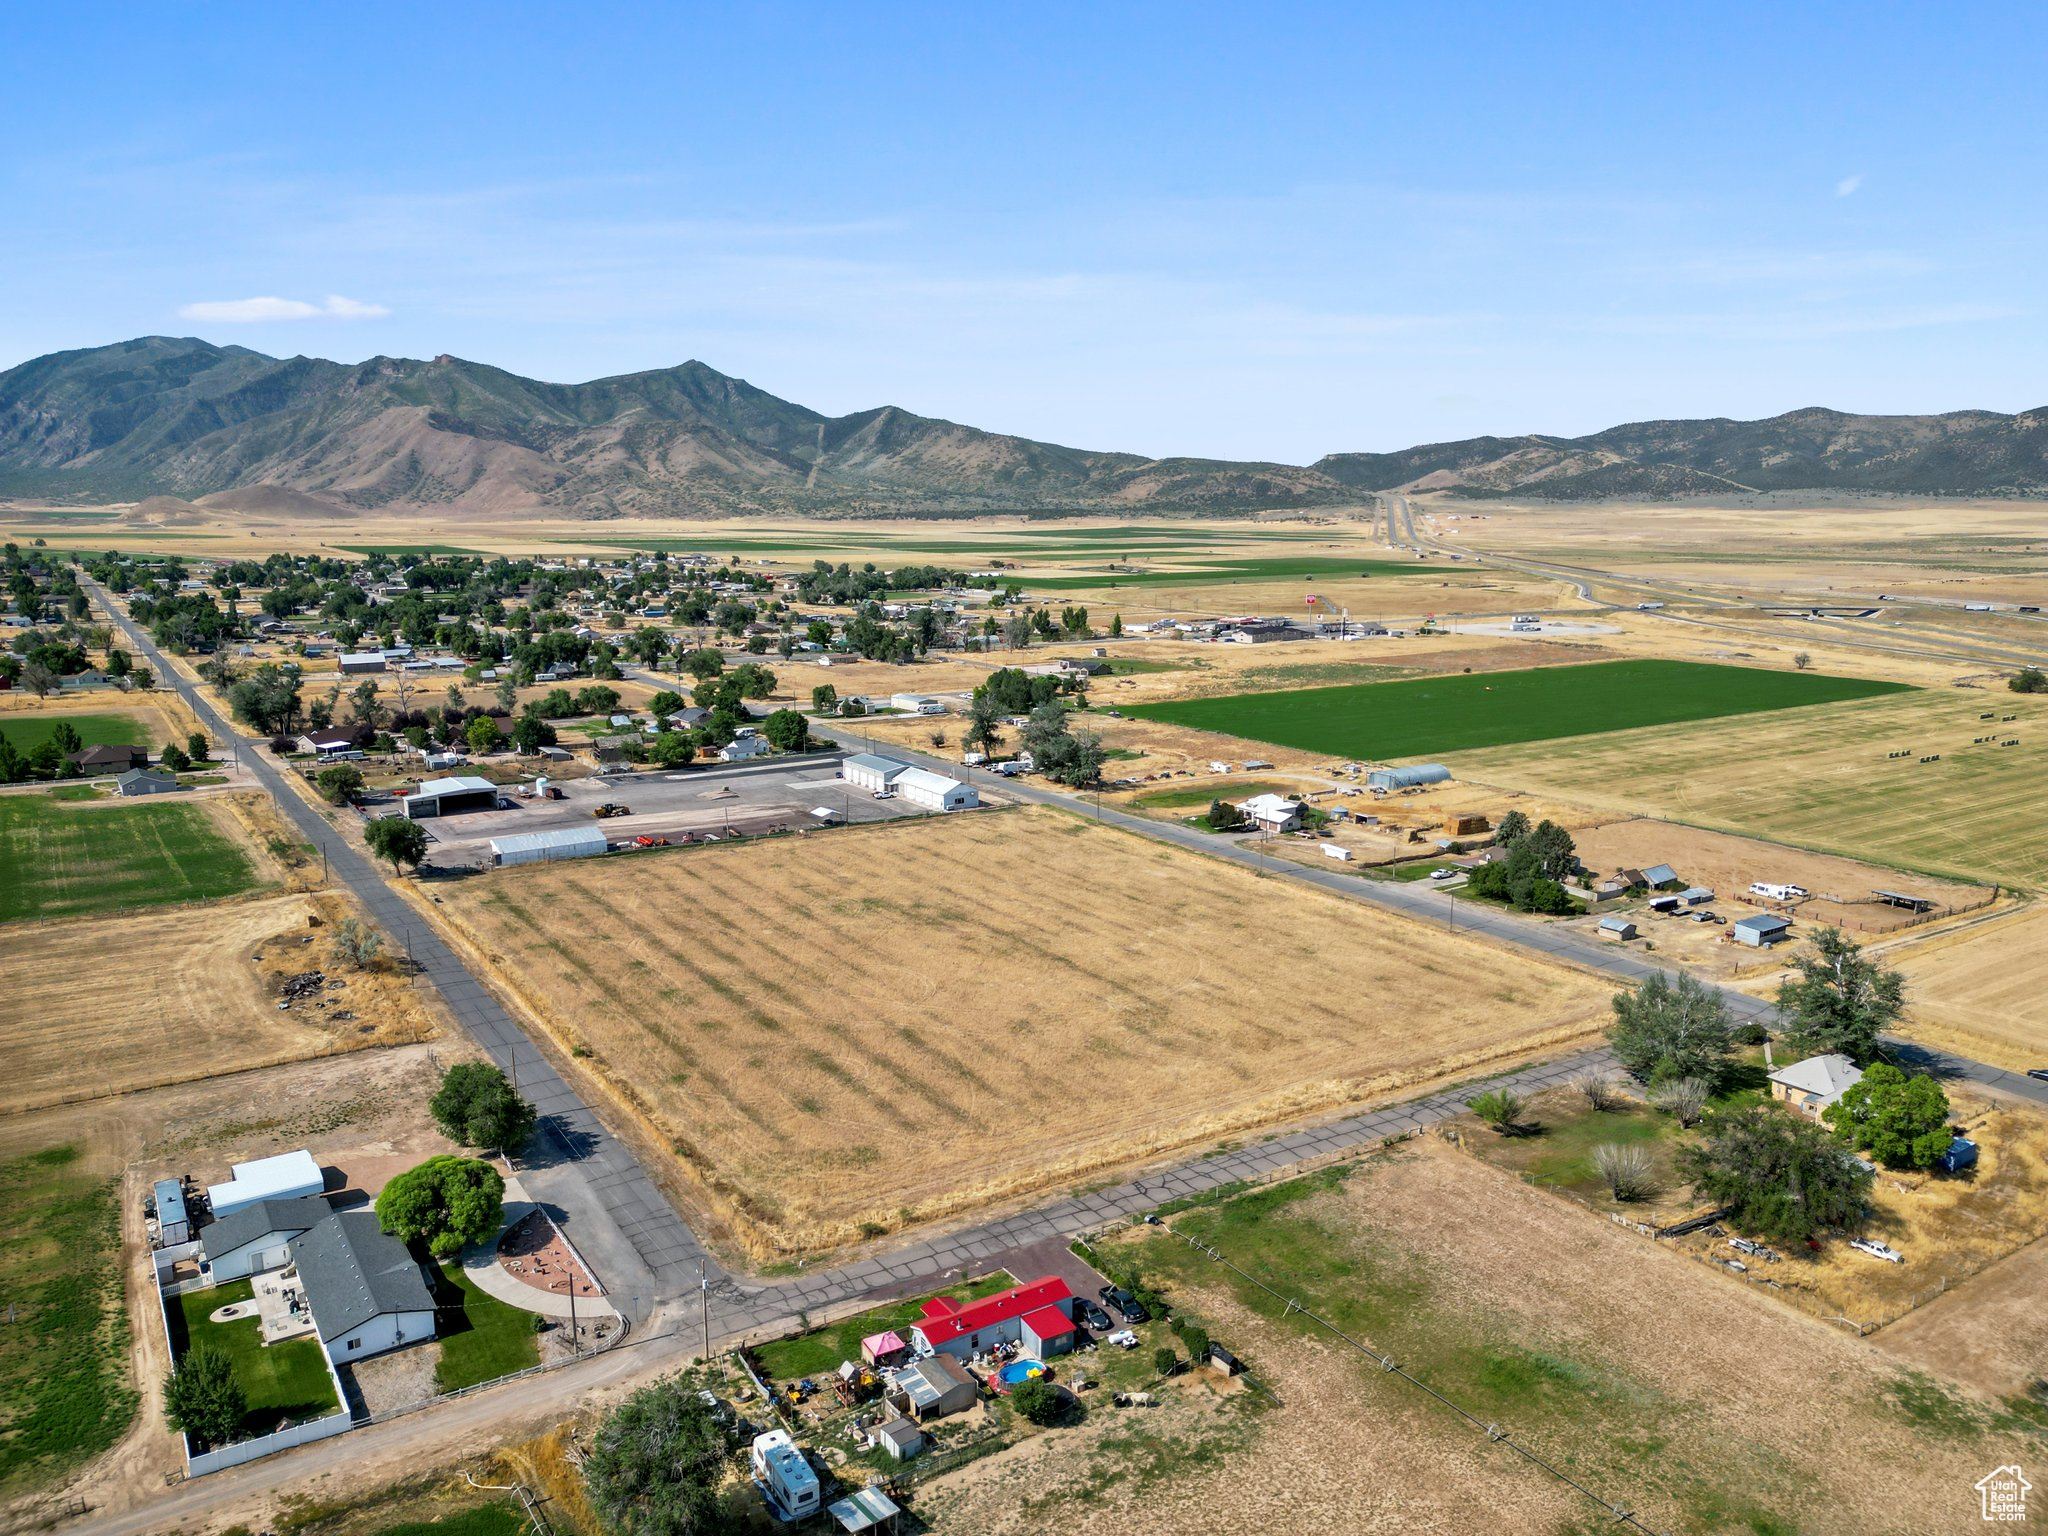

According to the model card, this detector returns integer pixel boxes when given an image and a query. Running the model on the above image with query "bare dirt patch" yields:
[0,891,438,1116]
[433,805,1609,1257]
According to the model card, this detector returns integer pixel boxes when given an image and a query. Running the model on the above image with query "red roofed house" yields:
[911,1276,1078,1361]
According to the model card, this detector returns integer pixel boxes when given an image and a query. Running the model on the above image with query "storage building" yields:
[206,1149,325,1218]
[489,825,608,866]
[1733,913,1793,948]
[1367,764,1451,791]
[338,652,388,675]
[1598,916,1637,940]
[152,1178,190,1245]
[895,767,979,812]
[115,767,179,796]
[888,1354,978,1420]
[1640,863,1681,889]
[841,753,910,793]
[890,693,945,715]
[403,775,500,818]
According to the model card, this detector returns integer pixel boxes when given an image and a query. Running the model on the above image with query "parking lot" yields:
[400,750,985,866]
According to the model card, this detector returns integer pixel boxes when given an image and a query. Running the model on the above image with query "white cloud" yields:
[176,293,388,322]
[1836,174,1863,198]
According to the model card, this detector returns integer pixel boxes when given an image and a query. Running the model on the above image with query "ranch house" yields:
[1768,1054,1863,1120]
[910,1275,1078,1361]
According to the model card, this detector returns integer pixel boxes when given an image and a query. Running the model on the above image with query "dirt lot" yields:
[0,890,439,1115]
[433,804,1609,1257]
[923,1142,2028,1536]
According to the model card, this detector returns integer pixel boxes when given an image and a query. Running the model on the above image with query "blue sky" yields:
[3,4,2041,461]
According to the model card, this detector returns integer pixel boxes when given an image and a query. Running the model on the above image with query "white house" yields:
[841,753,910,793]
[289,1209,439,1364]
[1238,793,1304,833]
[198,1195,332,1281]
[895,766,979,812]
[720,735,770,762]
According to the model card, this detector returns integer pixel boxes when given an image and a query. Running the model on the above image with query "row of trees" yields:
[1462,809,1579,914]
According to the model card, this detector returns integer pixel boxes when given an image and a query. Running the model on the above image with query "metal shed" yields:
[1598,916,1637,940]
[1733,913,1793,947]
[489,825,608,866]
[841,753,910,793]
[403,775,500,819]
[152,1178,190,1245]
[1366,764,1451,791]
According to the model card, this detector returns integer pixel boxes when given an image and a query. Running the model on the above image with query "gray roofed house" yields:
[115,766,180,796]
[288,1209,439,1363]
[202,1195,333,1264]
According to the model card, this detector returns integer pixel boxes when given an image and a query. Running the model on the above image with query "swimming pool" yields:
[998,1358,1049,1388]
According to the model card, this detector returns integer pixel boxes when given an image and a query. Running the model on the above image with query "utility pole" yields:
[569,1275,579,1357]
[700,1259,711,1363]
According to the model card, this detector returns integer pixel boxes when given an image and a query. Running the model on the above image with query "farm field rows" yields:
[0,892,437,1115]
[434,806,1608,1255]
[1448,688,2048,889]
[921,1145,2033,1535]
[1886,904,2048,1067]
[1123,658,1911,762]
[0,792,264,922]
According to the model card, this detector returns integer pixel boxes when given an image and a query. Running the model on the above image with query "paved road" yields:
[88,581,717,1320]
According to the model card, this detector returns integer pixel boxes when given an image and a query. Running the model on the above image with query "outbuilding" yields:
[152,1178,190,1245]
[1733,913,1793,948]
[299,730,359,757]
[1679,886,1715,905]
[489,825,608,866]
[889,693,945,715]
[871,1418,924,1461]
[338,652,388,675]
[115,767,179,796]
[404,775,500,819]
[1367,764,1451,791]
[207,1148,326,1218]
[895,767,978,812]
[1598,916,1638,940]
[841,753,910,793]
[1640,863,1681,890]
[888,1354,978,1420]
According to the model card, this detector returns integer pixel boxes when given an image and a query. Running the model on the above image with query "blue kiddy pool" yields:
[998,1359,1049,1389]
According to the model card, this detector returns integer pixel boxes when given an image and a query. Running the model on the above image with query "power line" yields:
[1144,1214,1672,1536]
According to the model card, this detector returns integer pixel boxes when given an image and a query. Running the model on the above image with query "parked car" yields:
[1850,1237,1904,1264]
[1078,1299,1113,1331]
[1099,1286,1150,1324]
[1428,868,1457,881]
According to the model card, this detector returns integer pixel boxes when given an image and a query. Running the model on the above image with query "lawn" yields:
[1124,659,1911,760]
[0,1145,136,1501]
[754,1273,1014,1380]
[0,712,154,753]
[0,794,260,922]
[431,1263,541,1392]
[1022,555,1429,590]
[170,1279,338,1439]
[370,1508,528,1536]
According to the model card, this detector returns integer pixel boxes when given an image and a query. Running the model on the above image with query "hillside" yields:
[1,337,2043,516]
[0,337,1346,518]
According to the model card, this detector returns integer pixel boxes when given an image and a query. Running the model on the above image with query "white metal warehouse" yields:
[403,775,501,818]
[895,766,979,811]
[841,753,911,793]
[489,824,609,866]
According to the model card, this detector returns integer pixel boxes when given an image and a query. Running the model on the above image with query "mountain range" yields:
[0,336,2042,518]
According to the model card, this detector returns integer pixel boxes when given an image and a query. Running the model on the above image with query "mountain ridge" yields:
[1,336,2043,516]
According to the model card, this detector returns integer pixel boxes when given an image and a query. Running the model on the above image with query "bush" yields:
[2010,666,2047,694]
[1570,1070,1620,1111]
[1649,1075,1711,1128]
[1153,1346,1180,1377]
[1173,1322,1211,1365]
[162,1340,246,1449]
[330,917,384,970]
[1009,1378,1062,1426]
[1594,1143,1658,1202]
[374,1155,504,1257]
[1467,1088,1526,1134]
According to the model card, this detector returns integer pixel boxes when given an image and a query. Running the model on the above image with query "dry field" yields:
[1884,905,2048,1071]
[0,890,437,1116]
[1879,1235,2048,1403]
[434,805,1609,1255]
[1448,687,2048,890]
[923,1142,2028,1536]
[1572,817,1994,932]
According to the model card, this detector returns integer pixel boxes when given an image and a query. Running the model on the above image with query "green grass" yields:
[1130,779,1291,811]
[170,1280,338,1439]
[1518,1107,1671,1189]
[0,713,154,753]
[430,1263,541,1392]
[1389,859,1462,882]
[754,1273,1014,1380]
[0,794,261,922]
[368,1507,528,1536]
[1022,555,1431,590]
[1125,659,1912,760]
[0,1145,137,1500]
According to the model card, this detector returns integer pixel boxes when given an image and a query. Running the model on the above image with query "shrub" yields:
[1009,1378,1062,1425]
[329,917,384,971]
[1467,1088,1526,1134]
[1649,1076,1711,1128]
[1570,1070,1620,1111]
[1594,1143,1658,1202]
[162,1340,246,1449]
[1153,1346,1180,1377]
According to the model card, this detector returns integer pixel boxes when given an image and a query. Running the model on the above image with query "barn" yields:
[1733,913,1793,948]
[841,753,910,793]
[1367,764,1451,791]
[895,767,979,812]
[338,652,389,675]
[489,825,608,866]
[404,775,501,819]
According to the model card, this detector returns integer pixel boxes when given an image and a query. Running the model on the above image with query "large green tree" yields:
[1679,1105,1872,1243]
[375,1155,505,1257]
[584,1375,738,1536]
[1823,1063,1953,1170]
[365,815,430,875]
[760,708,809,753]
[162,1340,247,1448]
[1608,971,1737,1087]
[1776,927,1903,1064]
[430,1062,538,1154]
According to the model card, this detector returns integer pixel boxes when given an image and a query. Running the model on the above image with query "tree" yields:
[330,916,384,970]
[225,664,302,733]
[1494,808,1531,845]
[430,1062,538,1154]
[2010,667,2048,694]
[365,815,430,875]
[1823,1063,1952,1170]
[1467,1088,1526,1134]
[348,679,385,729]
[647,689,685,719]
[162,1340,247,1448]
[186,731,209,763]
[963,693,1005,759]
[316,762,365,804]
[466,715,502,756]
[575,684,622,716]
[20,660,58,698]
[1680,1105,1872,1243]
[680,648,725,682]
[1523,819,1577,881]
[761,709,809,753]
[1595,1143,1657,1202]
[1206,798,1246,832]
[1003,613,1033,650]
[649,731,695,768]
[1608,972,1736,1086]
[1009,1377,1062,1426]
[1776,927,1903,1064]
[158,742,191,773]
[511,713,553,754]
[810,683,838,715]
[375,1155,505,1257]
[1109,613,1123,638]
[584,1375,736,1536]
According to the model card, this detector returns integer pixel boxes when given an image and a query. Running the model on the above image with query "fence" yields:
[184,1406,353,1477]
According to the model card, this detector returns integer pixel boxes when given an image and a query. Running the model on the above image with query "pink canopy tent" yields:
[861,1329,909,1365]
